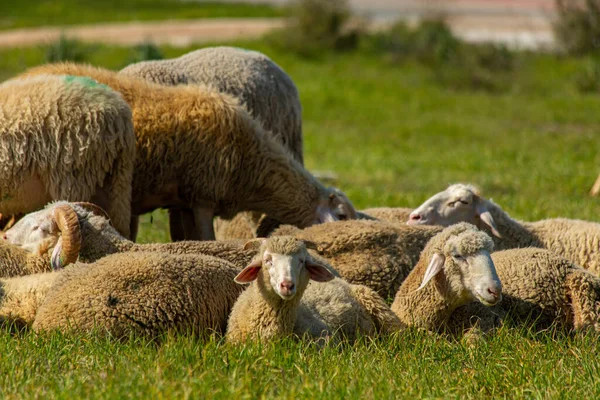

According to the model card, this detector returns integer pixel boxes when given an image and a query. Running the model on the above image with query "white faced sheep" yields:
[269,220,443,300]
[0,74,135,238]
[4,202,259,269]
[19,63,354,241]
[447,247,600,335]
[31,251,245,337]
[391,223,502,334]
[120,47,356,241]
[407,183,600,276]
[226,236,402,343]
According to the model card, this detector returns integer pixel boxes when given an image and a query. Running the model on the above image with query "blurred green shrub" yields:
[266,0,363,57]
[554,0,600,56]
[129,41,164,63]
[575,57,600,92]
[45,34,92,62]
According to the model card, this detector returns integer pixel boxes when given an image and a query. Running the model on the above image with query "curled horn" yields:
[72,202,112,224]
[52,205,82,268]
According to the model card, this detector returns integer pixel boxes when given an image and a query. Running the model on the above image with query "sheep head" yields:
[4,202,107,270]
[417,223,502,307]
[407,184,501,238]
[313,187,357,225]
[235,236,334,300]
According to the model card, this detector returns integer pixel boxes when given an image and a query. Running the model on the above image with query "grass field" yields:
[0,0,280,30]
[0,39,599,397]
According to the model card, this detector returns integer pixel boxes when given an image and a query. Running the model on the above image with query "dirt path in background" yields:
[0,0,557,50]
[0,18,284,48]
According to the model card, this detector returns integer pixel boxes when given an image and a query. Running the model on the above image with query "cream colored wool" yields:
[0,271,61,329]
[391,223,498,333]
[20,63,348,241]
[359,207,414,224]
[270,220,443,300]
[0,240,51,277]
[0,74,135,237]
[32,252,244,337]
[447,248,600,334]
[226,236,401,343]
[122,47,304,241]
[410,183,600,275]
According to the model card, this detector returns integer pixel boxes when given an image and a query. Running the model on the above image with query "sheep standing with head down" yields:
[407,183,600,276]
[121,46,356,240]
[20,63,354,241]
[226,236,402,344]
[0,74,135,238]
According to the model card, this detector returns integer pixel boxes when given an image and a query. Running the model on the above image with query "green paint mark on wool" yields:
[63,75,109,91]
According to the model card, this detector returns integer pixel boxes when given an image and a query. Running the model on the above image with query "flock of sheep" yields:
[0,46,600,343]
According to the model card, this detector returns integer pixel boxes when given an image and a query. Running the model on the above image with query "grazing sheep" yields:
[269,220,443,300]
[0,74,135,238]
[390,223,502,334]
[121,46,306,241]
[20,63,354,241]
[32,252,244,337]
[448,248,600,335]
[226,236,402,343]
[408,183,600,276]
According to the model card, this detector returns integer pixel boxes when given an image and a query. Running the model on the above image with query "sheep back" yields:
[32,252,244,337]
[0,74,135,237]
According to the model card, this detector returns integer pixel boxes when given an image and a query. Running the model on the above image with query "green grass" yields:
[0,0,281,30]
[1,40,600,396]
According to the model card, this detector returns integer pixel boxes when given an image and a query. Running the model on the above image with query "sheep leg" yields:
[168,208,185,242]
[590,173,600,196]
[565,271,600,332]
[129,216,139,243]
[181,209,199,240]
[193,206,215,241]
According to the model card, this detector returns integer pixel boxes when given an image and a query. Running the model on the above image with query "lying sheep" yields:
[391,223,502,334]
[5,202,257,269]
[0,240,52,277]
[20,63,354,241]
[359,207,414,224]
[407,183,600,275]
[0,74,135,238]
[121,46,306,241]
[269,220,443,300]
[32,252,245,337]
[226,236,402,343]
[448,248,600,335]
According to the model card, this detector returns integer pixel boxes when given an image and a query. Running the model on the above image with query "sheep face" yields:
[235,237,334,300]
[407,184,501,237]
[418,229,502,306]
[3,208,58,255]
[313,188,357,225]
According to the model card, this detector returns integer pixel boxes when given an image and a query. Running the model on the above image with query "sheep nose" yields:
[2,234,6,240]
[280,281,295,295]
[407,213,421,224]
[487,287,500,299]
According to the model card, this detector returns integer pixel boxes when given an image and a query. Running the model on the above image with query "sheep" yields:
[447,247,600,335]
[407,183,600,276]
[390,223,502,334]
[19,63,354,241]
[358,207,414,224]
[120,48,358,241]
[269,220,443,300]
[226,236,402,343]
[4,201,258,269]
[32,251,245,337]
[0,74,135,238]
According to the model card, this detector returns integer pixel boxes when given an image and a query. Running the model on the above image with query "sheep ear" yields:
[417,253,445,291]
[234,259,262,283]
[243,238,266,251]
[50,237,65,270]
[305,259,335,282]
[475,202,501,238]
[316,205,337,223]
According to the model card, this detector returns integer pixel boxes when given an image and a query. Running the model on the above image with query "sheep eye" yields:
[32,225,39,231]
[459,200,469,205]
[452,253,465,261]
